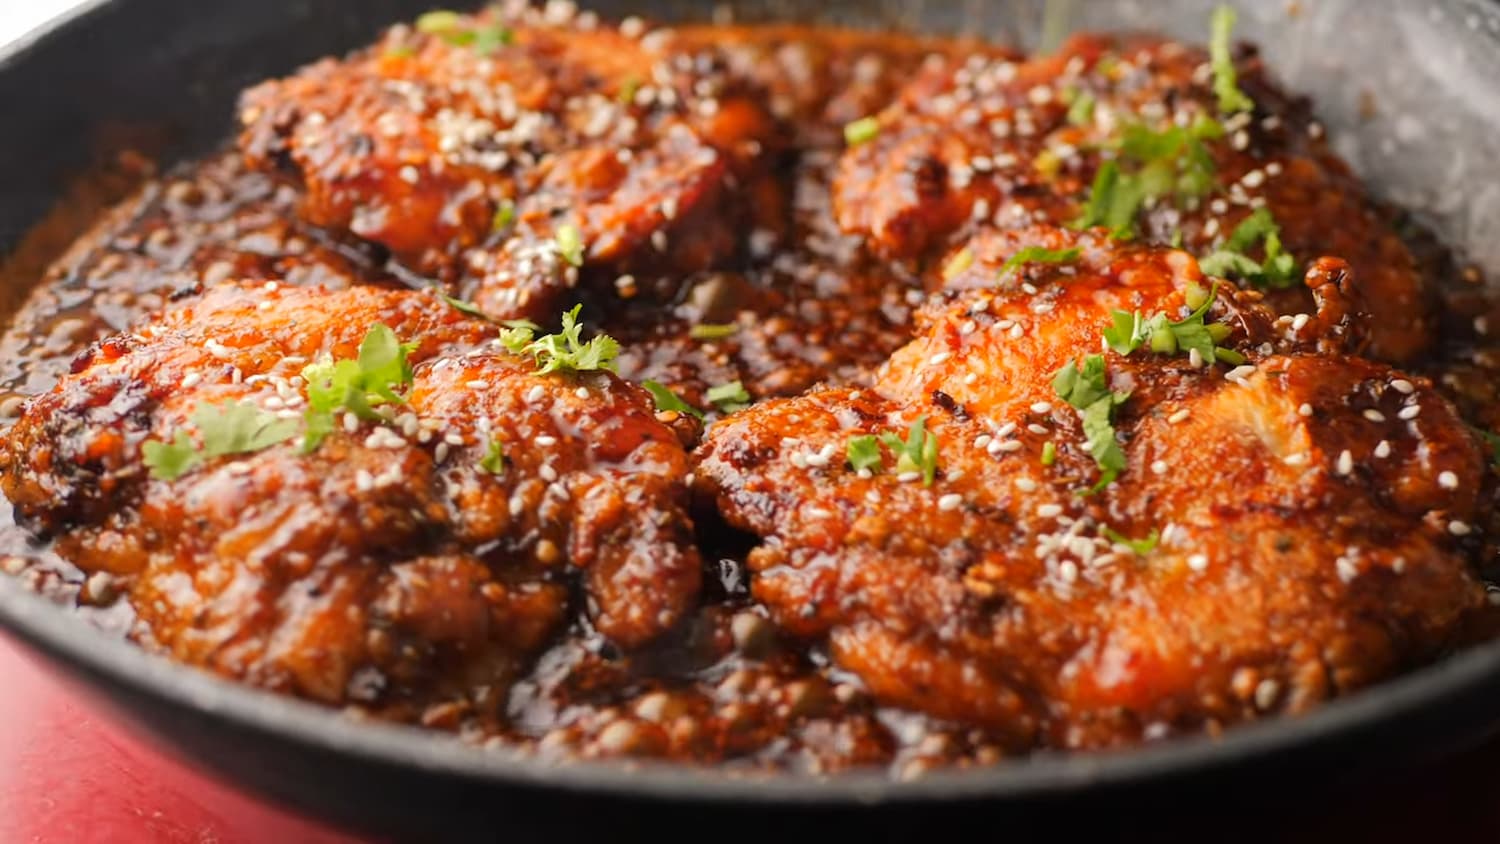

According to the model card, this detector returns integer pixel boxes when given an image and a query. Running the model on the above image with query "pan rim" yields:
[4,0,1500,809]
[6,569,1500,804]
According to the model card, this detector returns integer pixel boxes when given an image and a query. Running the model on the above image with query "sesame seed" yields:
[1225,364,1257,383]
[1015,477,1038,492]
[1151,460,1168,475]
[434,442,450,464]
[466,380,489,390]
[1168,409,1191,424]
[575,387,590,399]
[525,385,546,404]
[1188,348,1204,368]
[929,351,952,366]
[1336,450,1354,476]
[1335,557,1357,583]
[1449,520,1473,536]
[354,470,374,492]
[996,439,1024,453]
[1291,313,1311,331]
[1397,405,1421,421]
[1057,560,1078,583]
[1254,679,1280,711]
[897,471,922,483]
[1187,554,1209,572]
[996,422,1018,437]
[1363,409,1387,423]
[1283,452,1308,466]
[938,493,964,511]
[1438,471,1459,490]
[181,372,203,389]
[1390,379,1415,394]
[1374,440,1392,458]
[1037,503,1063,519]
[1030,401,1052,414]
[1027,423,1050,435]
[1297,403,1314,418]
[535,435,557,446]
[539,464,558,482]
[974,435,993,449]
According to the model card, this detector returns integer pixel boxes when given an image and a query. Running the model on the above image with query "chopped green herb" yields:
[1101,282,1241,365]
[846,434,883,473]
[689,322,739,341]
[706,380,751,413]
[491,199,516,233]
[942,248,975,281]
[1072,117,1223,238]
[1067,90,1097,126]
[642,380,704,420]
[384,44,416,59]
[619,75,642,105]
[1210,6,1255,114]
[844,116,881,146]
[143,400,300,480]
[504,305,619,375]
[1103,525,1160,555]
[997,245,1082,280]
[415,10,463,34]
[1053,355,1130,491]
[479,439,506,474]
[1198,208,1299,288]
[440,293,489,320]
[471,23,514,54]
[880,416,940,486]
[555,224,584,267]
[300,324,419,453]
[1103,308,1149,356]
[1040,440,1057,466]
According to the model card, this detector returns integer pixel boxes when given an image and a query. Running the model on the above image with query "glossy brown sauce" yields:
[1,12,1498,776]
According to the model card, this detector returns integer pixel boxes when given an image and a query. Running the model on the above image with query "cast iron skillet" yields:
[4,0,1500,839]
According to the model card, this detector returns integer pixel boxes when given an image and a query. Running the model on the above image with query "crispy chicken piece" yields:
[696,227,1484,747]
[239,4,776,321]
[833,33,1435,363]
[0,283,701,722]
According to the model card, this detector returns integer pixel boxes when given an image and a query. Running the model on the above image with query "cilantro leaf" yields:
[689,322,739,341]
[1053,356,1130,492]
[1067,90,1096,127]
[1073,118,1223,239]
[555,224,584,267]
[143,400,299,480]
[300,324,418,453]
[844,116,880,146]
[706,380,751,413]
[1103,525,1160,555]
[440,293,489,320]
[479,439,506,474]
[1199,209,1300,289]
[498,318,542,354]
[846,434,883,473]
[1210,6,1255,114]
[491,199,516,233]
[1103,309,1149,356]
[997,246,1082,280]
[142,431,201,481]
[510,305,619,375]
[642,380,704,420]
[879,416,940,486]
[942,248,975,281]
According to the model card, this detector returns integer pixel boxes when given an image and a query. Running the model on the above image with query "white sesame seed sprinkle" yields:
[1390,379,1415,394]
[525,385,546,404]
[938,493,963,511]
[1297,403,1314,418]
[536,435,557,446]
[1030,401,1052,414]
[1397,405,1421,421]
[1449,520,1473,536]
[1151,460,1168,475]
[1363,409,1386,423]
[1374,440,1392,458]
[897,471,922,483]
[1187,554,1209,572]
[1168,409,1191,424]
[1037,503,1063,519]
[1336,450,1354,476]
[1283,452,1308,466]
[1438,471,1459,490]
[1015,477,1038,492]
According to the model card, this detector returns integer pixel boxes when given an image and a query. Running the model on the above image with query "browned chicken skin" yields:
[0,283,700,721]
[834,33,1435,364]
[696,227,1484,746]
[239,3,777,321]
[0,8,1496,773]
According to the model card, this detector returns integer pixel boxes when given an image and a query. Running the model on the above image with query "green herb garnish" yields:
[415,10,463,35]
[689,322,739,341]
[846,434,883,473]
[1103,525,1160,555]
[491,199,516,233]
[1210,6,1254,115]
[844,116,880,147]
[479,439,506,474]
[300,324,419,453]
[1198,208,1299,288]
[619,75,642,105]
[1102,282,1240,364]
[143,400,300,480]
[706,380,751,413]
[471,22,514,54]
[440,293,489,320]
[1040,440,1057,466]
[642,380,704,420]
[502,305,618,375]
[998,245,1082,280]
[880,416,940,486]
[1053,355,1130,491]
[1072,117,1223,238]
[555,224,584,267]
[1067,90,1097,127]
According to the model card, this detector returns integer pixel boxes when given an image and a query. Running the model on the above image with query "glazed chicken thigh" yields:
[696,227,1485,746]
[0,283,700,723]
